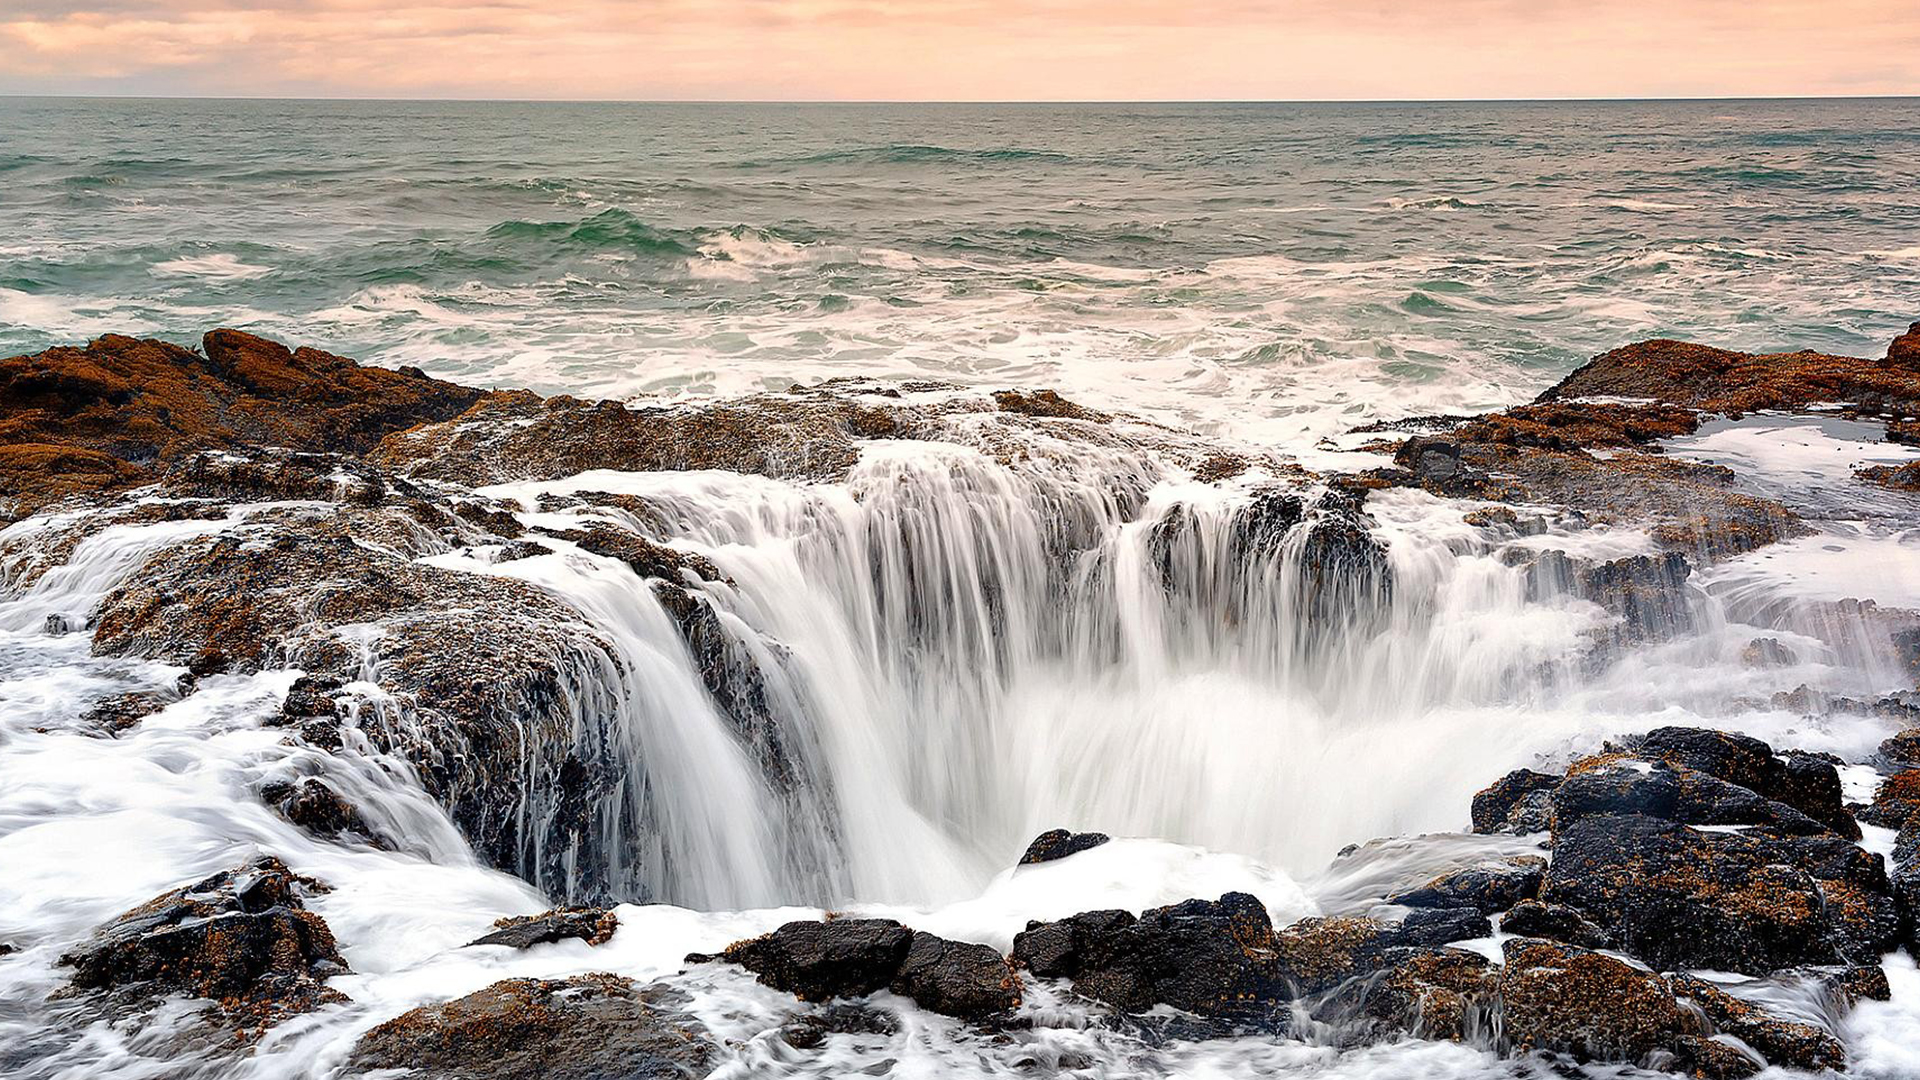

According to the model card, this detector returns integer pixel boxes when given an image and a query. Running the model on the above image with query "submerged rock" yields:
[1668,973,1846,1072]
[348,974,712,1080]
[59,855,346,1027]
[467,907,619,950]
[1496,938,1694,1064]
[1385,856,1544,915]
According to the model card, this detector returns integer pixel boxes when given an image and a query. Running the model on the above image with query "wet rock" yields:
[1056,893,1285,1017]
[1498,899,1610,948]
[1889,321,1920,370]
[1668,973,1846,1072]
[1317,946,1497,1043]
[1386,856,1544,914]
[1540,337,1920,416]
[1271,911,1489,997]
[1740,637,1797,668]
[1857,769,1920,830]
[1578,552,1694,644]
[80,691,172,734]
[259,778,386,847]
[1551,754,1831,836]
[992,389,1110,422]
[1392,436,1461,482]
[0,331,483,508]
[777,1002,899,1049]
[1011,908,1136,978]
[348,973,712,1080]
[1469,768,1560,834]
[547,524,723,583]
[1496,938,1693,1064]
[1626,726,1859,838]
[890,931,1022,1018]
[467,906,618,949]
[1543,813,1868,974]
[374,387,909,486]
[59,855,347,1026]
[696,918,913,1003]
[1018,828,1111,865]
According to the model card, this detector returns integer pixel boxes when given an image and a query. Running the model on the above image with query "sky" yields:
[2,0,1916,101]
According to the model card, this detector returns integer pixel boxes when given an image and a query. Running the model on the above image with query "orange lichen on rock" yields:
[1540,337,1920,415]
[0,330,484,508]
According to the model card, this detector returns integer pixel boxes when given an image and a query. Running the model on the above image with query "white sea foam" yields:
[150,253,273,280]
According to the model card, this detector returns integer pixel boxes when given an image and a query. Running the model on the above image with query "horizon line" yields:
[5,92,1917,105]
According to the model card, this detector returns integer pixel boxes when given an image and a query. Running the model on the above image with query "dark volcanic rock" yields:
[468,907,619,950]
[1496,938,1694,1065]
[1053,893,1285,1018]
[890,931,1021,1018]
[259,777,387,847]
[1470,768,1560,834]
[1626,726,1858,838]
[348,974,712,1080]
[1011,908,1137,978]
[1498,899,1610,948]
[1318,946,1497,1044]
[777,1002,899,1049]
[1668,973,1846,1072]
[1542,813,1881,974]
[1018,828,1112,865]
[1270,912,1488,998]
[698,918,913,1003]
[59,855,346,1026]
[696,919,1017,1020]
[1551,753,1831,836]
[1386,856,1544,914]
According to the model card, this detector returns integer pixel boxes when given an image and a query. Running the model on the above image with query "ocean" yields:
[5,97,1920,1079]
[4,96,1919,442]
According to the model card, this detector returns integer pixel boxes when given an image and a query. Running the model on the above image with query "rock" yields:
[1497,938,1693,1064]
[695,918,912,1003]
[59,855,347,1026]
[1060,893,1285,1018]
[1498,899,1610,948]
[1620,726,1859,838]
[777,1002,899,1049]
[1271,911,1488,997]
[1469,768,1560,834]
[1668,973,1846,1072]
[1551,754,1831,836]
[1018,829,1111,865]
[0,331,483,508]
[1317,946,1497,1043]
[992,389,1110,422]
[79,691,172,734]
[1542,813,1877,974]
[1578,552,1695,644]
[1386,856,1544,914]
[1392,436,1462,482]
[467,907,618,949]
[1858,769,1920,830]
[890,931,1021,1018]
[348,974,712,1080]
[1740,637,1797,667]
[1539,337,1920,416]
[547,524,723,584]
[260,777,385,846]
[1011,908,1137,978]
[1890,321,1920,370]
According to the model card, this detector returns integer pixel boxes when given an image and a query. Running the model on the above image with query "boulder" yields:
[777,1002,899,1049]
[1542,813,1891,974]
[348,974,712,1080]
[1551,754,1831,836]
[1317,946,1496,1043]
[259,777,387,848]
[468,907,619,950]
[695,918,912,1003]
[1626,726,1858,838]
[1011,908,1136,977]
[1668,973,1846,1072]
[1469,768,1559,834]
[1497,938,1694,1064]
[1018,829,1111,865]
[1271,910,1489,997]
[890,931,1021,1018]
[1055,893,1286,1018]
[1498,899,1610,948]
[59,855,346,1026]
[1386,855,1544,914]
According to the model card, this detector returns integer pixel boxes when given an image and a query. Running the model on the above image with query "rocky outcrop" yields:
[467,907,619,949]
[691,917,1020,1019]
[348,974,713,1080]
[59,856,346,1029]
[1469,768,1559,834]
[1385,855,1544,914]
[0,330,483,510]
[1496,939,1694,1064]
[1891,322,1920,370]
[1018,828,1111,865]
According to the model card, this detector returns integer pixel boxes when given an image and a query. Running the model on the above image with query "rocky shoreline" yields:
[4,324,1920,1077]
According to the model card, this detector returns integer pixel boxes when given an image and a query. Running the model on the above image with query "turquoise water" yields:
[4,97,1918,441]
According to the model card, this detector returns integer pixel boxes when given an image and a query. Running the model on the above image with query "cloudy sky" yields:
[2,0,1915,100]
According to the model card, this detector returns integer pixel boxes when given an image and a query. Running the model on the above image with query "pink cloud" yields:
[2,0,1916,99]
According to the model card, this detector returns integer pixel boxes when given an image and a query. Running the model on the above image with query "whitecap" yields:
[149,253,273,280]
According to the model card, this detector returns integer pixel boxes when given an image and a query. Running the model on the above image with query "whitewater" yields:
[3,98,1920,1078]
